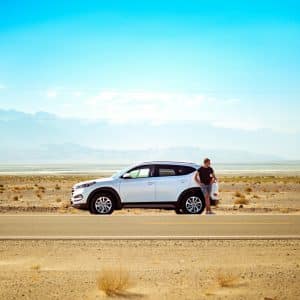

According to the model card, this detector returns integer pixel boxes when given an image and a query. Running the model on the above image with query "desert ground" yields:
[0,174,299,299]
[0,174,299,214]
[0,240,299,300]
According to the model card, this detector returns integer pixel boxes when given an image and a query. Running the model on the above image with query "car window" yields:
[158,167,176,177]
[128,167,150,178]
[175,166,196,175]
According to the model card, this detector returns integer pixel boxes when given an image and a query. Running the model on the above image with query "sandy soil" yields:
[0,174,299,214]
[0,240,299,299]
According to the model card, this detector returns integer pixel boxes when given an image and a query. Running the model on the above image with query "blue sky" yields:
[0,1,300,158]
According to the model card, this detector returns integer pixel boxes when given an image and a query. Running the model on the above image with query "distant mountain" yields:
[0,109,299,162]
[0,143,283,163]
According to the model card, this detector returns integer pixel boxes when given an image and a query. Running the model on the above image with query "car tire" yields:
[181,193,205,214]
[89,192,115,215]
[175,206,183,214]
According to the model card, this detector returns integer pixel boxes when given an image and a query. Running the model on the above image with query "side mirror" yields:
[122,173,131,179]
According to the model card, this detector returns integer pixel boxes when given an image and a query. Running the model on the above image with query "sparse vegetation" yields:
[216,271,240,287]
[234,197,249,205]
[56,198,62,203]
[234,191,243,197]
[36,192,42,199]
[55,184,61,190]
[13,195,19,201]
[38,186,46,193]
[245,187,252,193]
[97,268,134,296]
[31,264,41,271]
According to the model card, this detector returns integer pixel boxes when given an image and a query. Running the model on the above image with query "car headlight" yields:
[75,181,96,189]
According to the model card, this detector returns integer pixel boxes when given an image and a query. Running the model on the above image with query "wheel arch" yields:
[87,187,122,210]
[176,187,205,206]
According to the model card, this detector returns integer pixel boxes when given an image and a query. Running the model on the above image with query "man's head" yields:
[203,158,211,167]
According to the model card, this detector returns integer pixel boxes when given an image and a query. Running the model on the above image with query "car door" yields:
[119,165,155,203]
[154,165,194,202]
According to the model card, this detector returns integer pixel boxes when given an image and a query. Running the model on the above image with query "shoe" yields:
[205,211,215,215]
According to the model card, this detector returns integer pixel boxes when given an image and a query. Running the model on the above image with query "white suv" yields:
[71,161,218,214]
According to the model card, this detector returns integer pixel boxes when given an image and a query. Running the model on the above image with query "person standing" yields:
[194,158,216,215]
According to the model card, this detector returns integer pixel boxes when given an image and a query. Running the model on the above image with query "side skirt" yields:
[122,202,177,209]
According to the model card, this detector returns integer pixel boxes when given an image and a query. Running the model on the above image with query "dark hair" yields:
[203,158,210,164]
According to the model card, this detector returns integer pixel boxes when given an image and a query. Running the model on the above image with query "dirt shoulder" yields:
[0,239,299,299]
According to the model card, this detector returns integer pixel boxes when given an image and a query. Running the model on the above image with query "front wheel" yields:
[89,193,115,214]
[181,194,205,214]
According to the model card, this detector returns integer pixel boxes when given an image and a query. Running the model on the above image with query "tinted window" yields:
[155,165,196,177]
[175,166,196,175]
[158,168,176,177]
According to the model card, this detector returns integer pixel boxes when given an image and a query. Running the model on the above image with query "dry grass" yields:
[245,187,252,193]
[36,192,42,199]
[97,267,134,296]
[31,264,41,271]
[234,191,243,197]
[216,271,240,288]
[234,197,249,205]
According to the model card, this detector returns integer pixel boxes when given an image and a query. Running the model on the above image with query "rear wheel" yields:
[181,194,205,214]
[89,193,115,214]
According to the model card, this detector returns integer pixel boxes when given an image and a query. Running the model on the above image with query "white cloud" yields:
[86,90,209,124]
[79,89,258,131]
[39,88,260,131]
[0,84,6,90]
[45,89,58,98]
[211,120,262,131]
[72,91,82,97]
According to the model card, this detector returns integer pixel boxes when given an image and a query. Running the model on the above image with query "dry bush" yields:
[252,194,260,199]
[56,198,62,203]
[97,268,134,296]
[36,192,42,199]
[245,187,252,193]
[55,184,61,190]
[234,191,244,198]
[13,195,19,201]
[61,201,70,209]
[38,186,46,193]
[216,271,240,287]
[234,197,249,205]
[31,264,41,271]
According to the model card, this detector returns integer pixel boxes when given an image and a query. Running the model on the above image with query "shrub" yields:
[245,187,252,193]
[97,268,134,296]
[234,197,249,205]
[216,272,240,287]
[234,191,243,197]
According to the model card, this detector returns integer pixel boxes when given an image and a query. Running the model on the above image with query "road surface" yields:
[0,215,299,239]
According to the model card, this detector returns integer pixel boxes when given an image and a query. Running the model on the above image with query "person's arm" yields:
[211,168,217,182]
[194,170,202,185]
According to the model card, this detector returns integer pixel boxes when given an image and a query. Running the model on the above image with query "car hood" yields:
[73,177,114,188]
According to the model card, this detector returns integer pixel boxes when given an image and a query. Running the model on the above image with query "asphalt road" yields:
[0,215,299,240]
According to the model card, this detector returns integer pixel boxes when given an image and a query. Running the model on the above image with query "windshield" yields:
[111,166,131,179]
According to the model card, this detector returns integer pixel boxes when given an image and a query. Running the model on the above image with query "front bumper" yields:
[71,187,88,208]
